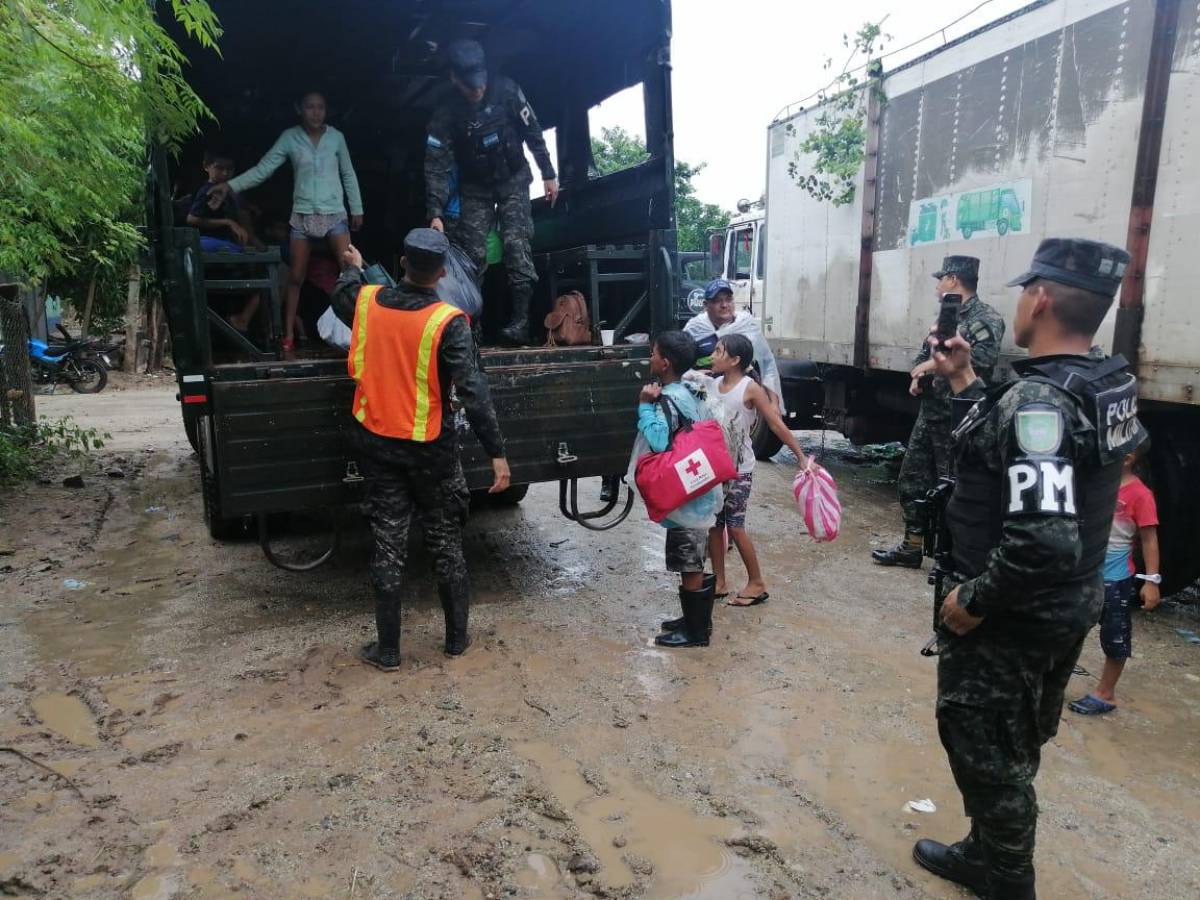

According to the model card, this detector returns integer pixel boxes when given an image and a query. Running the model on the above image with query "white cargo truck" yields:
[714,0,1200,592]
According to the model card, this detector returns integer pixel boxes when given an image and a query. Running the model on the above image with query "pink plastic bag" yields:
[792,462,841,542]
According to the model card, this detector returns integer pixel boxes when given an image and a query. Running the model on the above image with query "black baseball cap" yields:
[932,255,979,281]
[403,227,449,270]
[1006,238,1130,298]
[447,39,487,90]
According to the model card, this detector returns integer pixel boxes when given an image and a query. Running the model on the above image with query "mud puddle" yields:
[30,691,101,747]
[516,740,754,897]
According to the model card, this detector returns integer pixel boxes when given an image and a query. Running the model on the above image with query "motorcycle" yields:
[29,332,109,393]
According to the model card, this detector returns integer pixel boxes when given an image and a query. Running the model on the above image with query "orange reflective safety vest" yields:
[347,285,465,441]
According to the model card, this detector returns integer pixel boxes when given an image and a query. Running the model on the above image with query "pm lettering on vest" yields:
[1005,460,1077,516]
[674,450,716,494]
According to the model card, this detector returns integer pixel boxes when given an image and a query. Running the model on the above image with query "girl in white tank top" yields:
[709,335,812,605]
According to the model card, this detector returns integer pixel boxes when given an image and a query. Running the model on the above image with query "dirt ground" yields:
[2,380,1198,899]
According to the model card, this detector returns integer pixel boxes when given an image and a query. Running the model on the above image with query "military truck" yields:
[149,1,680,562]
[716,0,1200,593]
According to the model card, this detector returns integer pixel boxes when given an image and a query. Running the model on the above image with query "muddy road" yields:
[2,381,1198,899]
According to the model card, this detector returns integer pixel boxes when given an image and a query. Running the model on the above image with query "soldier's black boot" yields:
[871,533,923,568]
[499,285,532,346]
[912,824,987,896]
[655,580,714,648]
[439,583,471,657]
[661,574,715,632]
[361,593,402,672]
[986,877,1035,900]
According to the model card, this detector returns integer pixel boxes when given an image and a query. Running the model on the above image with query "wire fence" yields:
[0,299,36,429]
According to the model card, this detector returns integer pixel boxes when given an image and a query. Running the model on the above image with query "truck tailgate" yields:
[210,347,651,516]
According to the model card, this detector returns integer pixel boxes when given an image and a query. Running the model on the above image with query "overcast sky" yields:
[587,0,1032,208]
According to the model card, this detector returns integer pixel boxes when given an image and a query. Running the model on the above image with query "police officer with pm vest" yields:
[873,255,1004,568]
[912,239,1144,900]
[331,229,511,671]
[425,39,559,346]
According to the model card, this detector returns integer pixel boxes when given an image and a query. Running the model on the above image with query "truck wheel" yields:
[751,415,784,460]
[488,483,530,506]
[183,414,200,455]
[1145,415,1200,594]
[961,226,973,239]
[996,219,1009,236]
[197,424,245,540]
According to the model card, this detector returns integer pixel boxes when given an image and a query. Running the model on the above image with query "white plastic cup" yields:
[601,329,616,346]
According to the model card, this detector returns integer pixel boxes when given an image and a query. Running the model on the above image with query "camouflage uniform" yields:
[425,74,556,342]
[331,262,505,660]
[899,294,1005,534]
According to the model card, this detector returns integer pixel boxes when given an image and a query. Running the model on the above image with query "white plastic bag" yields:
[317,305,352,351]
[792,462,842,542]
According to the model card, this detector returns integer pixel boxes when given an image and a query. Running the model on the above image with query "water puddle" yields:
[31,692,100,747]
[514,852,563,895]
[130,872,181,900]
[516,741,753,896]
[145,840,181,868]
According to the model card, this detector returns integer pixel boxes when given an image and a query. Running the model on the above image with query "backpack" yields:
[543,291,593,346]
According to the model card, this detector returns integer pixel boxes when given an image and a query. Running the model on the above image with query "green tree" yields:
[0,1,221,285]
[590,126,731,252]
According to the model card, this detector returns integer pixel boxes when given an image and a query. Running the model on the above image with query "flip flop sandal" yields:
[728,592,769,607]
[1068,694,1116,716]
[714,591,730,600]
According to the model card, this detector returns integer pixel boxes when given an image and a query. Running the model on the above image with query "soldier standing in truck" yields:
[872,255,1004,568]
[425,39,559,346]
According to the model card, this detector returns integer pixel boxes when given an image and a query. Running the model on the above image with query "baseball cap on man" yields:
[447,39,488,90]
[932,255,979,282]
[704,278,734,301]
[1006,238,1130,298]
[403,227,449,270]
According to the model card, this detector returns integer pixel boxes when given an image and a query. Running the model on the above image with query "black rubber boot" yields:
[361,592,401,671]
[912,825,987,897]
[439,583,471,657]
[871,537,923,568]
[655,580,714,648]
[499,285,532,346]
[662,574,715,632]
[987,878,1036,900]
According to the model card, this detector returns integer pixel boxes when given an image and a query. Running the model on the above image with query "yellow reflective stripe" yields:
[350,286,380,381]
[410,304,461,441]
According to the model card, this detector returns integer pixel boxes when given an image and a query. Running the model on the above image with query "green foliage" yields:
[589,126,731,252]
[0,1,222,282]
[787,20,888,207]
[0,416,109,485]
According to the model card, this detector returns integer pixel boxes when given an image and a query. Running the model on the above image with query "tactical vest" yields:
[453,84,528,185]
[347,285,465,441]
[946,355,1144,581]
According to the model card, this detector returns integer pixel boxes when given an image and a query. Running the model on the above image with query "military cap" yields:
[932,255,979,281]
[403,227,449,270]
[1006,238,1130,298]
[447,39,487,89]
[704,278,734,301]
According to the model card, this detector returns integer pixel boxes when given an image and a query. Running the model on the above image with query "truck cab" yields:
[151,0,679,549]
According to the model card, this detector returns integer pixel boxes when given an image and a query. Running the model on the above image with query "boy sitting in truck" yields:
[186,149,262,333]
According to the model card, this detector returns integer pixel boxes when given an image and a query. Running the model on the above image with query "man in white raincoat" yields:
[684,278,783,408]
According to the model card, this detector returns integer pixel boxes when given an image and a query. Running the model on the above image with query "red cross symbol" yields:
[685,457,703,477]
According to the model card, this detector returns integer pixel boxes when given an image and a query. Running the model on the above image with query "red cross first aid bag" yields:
[792,461,841,542]
[635,401,736,524]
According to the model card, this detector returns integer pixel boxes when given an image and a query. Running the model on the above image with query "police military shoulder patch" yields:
[967,320,994,344]
[1005,402,1076,517]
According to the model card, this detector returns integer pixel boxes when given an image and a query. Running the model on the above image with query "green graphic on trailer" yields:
[908,179,1032,247]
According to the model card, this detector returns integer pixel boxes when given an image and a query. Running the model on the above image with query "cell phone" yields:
[936,293,962,350]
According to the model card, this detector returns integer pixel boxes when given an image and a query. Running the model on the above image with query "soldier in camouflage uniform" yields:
[873,255,1005,567]
[331,229,510,671]
[425,39,559,346]
[914,239,1145,899]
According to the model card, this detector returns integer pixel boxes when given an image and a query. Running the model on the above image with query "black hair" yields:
[202,148,234,166]
[403,253,443,283]
[653,330,697,376]
[1037,278,1114,337]
[956,274,979,292]
[298,89,326,105]
[716,334,754,372]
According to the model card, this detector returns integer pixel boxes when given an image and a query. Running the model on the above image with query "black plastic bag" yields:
[439,243,483,320]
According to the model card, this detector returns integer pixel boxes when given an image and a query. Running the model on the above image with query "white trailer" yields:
[719,0,1200,591]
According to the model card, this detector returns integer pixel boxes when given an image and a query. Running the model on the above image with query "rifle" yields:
[917,476,955,657]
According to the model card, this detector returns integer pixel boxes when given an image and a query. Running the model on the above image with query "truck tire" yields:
[196,423,245,540]
[996,219,1009,236]
[183,414,200,455]
[961,225,973,239]
[1145,415,1200,594]
[751,414,783,460]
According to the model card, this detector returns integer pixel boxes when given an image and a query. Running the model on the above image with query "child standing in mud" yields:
[705,334,810,606]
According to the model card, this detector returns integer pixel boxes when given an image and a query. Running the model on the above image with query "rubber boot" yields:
[987,878,1035,900]
[361,592,401,671]
[662,574,715,632]
[499,284,532,346]
[871,532,923,568]
[439,582,471,657]
[912,823,987,897]
[655,579,714,648]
